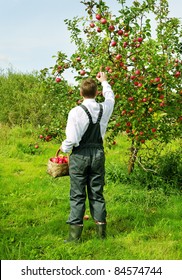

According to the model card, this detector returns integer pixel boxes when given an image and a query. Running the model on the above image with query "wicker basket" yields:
[47,156,69,177]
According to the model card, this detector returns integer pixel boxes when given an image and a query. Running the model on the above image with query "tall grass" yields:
[0,125,181,260]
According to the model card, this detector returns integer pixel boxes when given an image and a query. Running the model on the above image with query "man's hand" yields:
[96,72,107,83]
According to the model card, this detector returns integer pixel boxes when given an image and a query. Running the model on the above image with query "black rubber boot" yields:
[64,225,83,243]
[96,223,106,239]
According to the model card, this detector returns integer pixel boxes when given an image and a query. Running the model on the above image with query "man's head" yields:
[80,78,97,98]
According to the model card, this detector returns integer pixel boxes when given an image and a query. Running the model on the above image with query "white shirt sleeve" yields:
[102,81,115,101]
[102,81,115,117]
[61,110,78,153]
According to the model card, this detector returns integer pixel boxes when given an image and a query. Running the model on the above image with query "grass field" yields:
[0,125,182,260]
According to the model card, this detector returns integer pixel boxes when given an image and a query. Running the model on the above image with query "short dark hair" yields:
[80,78,97,98]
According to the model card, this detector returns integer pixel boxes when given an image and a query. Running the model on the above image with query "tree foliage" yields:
[41,0,182,172]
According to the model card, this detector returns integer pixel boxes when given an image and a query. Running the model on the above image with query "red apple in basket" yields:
[63,156,68,163]
[58,157,63,164]
[51,157,59,163]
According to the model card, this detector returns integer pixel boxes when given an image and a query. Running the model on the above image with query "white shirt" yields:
[61,81,115,153]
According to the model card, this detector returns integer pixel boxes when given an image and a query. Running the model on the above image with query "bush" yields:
[0,69,79,142]
[106,143,182,193]
[157,149,182,187]
[0,70,46,126]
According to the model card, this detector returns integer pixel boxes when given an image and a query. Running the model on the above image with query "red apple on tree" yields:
[108,25,115,31]
[138,83,143,87]
[130,75,136,80]
[55,77,61,83]
[154,77,161,83]
[111,41,117,47]
[90,22,95,28]
[174,71,181,78]
[97,27,102,33]
[105,66,111,71]
[157,83,163,88]
[76,57,81,62]
[123,42,128,48]
[160,101,165,107]
[96,14,102,20]
[115,54,122,60]
[57,66,62,72]
[137,37,143,42]
[117,29,123,36]
[115,122,120,127]
[135,69,141,75]
[121,110,127,115]
[159,94,164,99]
[100,18,107,24]
[80,70,86,76]
[126,122,132,127]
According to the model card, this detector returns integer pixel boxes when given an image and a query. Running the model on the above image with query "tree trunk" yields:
[128,142,139,174]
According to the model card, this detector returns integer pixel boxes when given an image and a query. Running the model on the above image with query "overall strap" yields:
[80,104,93,123]
[97,104,103,123]
[80,103,103,124]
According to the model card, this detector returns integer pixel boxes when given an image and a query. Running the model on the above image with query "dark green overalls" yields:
[67,103,106,225]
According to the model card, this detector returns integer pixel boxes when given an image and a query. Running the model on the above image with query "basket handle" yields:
[55,148,61,158]
[55,148,69,164]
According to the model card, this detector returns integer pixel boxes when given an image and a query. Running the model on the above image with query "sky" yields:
[0,0,181,83]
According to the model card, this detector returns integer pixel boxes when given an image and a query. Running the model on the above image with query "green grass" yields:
[0,125,182,260]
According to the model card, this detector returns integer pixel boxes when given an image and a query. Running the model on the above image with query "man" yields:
[57,72,115,242]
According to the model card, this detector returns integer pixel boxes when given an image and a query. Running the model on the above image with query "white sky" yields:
[0,0,181,83]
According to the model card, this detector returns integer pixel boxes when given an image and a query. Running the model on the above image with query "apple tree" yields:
[41,0,182,173]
